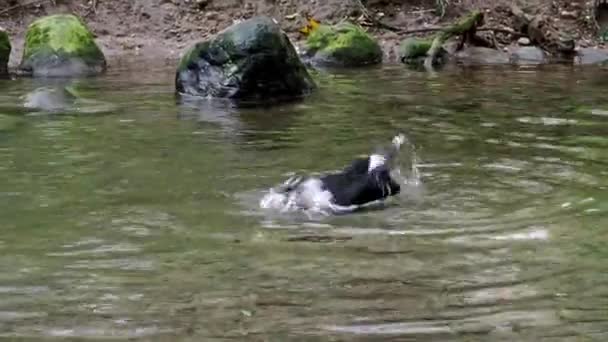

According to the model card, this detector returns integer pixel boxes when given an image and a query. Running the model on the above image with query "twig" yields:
[399,27,443,34]
[352,0,401,32]
[0,0,52,16]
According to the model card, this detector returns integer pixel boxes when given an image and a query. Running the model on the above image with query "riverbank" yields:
[1,0,606,68]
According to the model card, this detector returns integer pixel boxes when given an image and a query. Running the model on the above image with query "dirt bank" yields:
[0,0,604,68]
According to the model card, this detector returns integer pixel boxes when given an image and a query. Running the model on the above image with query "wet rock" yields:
[0,28,10,76]
[517,37,531,46]
[304,22,382,67]
[454,47,510,65]
[575,47,608,65]
[399,37,433,63]
[19,14,106,77]
[398,37,448,67]
[175,16,315,103]
[509,46,546,65]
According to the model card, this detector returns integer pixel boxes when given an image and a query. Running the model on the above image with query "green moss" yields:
[306,25,337,51]
[443,10,483,36]
[399,38,432,60]
[306,22,382,66]
[0,30,10,58]
[178,42,206,71]
[20,14,105,73]
[0,29,10,73]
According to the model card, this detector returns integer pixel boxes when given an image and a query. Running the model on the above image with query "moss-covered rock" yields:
[399,38,432,62]
[0,29,10,76]
[398,37,448,66]
[176,16,315,103]
[399,11,483,68]
[20,14,106,77]
[304,22,382,67]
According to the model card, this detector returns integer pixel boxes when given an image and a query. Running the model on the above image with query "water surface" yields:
[0,63,607,341]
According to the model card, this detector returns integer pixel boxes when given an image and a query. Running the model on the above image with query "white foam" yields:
[259,177,360,215]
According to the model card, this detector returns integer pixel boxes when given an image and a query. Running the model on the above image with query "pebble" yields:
[517,37,531,46]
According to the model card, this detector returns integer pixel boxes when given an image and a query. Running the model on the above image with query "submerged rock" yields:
[304,22,382,67]
[23,86,77,112]
[0,28,10,76]
[176,16,315,102]
[20,14,106,77]
[22,85,117,115]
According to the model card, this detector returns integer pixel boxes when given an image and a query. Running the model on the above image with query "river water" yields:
[0,63,607,341]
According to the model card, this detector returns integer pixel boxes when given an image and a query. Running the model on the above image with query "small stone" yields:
[205,11,218,20]
[285,13,298,20]
[560,10,578,20]
[517,37,531,46]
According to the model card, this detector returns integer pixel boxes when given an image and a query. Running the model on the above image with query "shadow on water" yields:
[0,63,607,340]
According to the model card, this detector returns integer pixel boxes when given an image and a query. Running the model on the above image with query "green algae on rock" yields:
[399,38,433,62]
[20,14,106,77]
[0,28,10,76]
[304,22,382,67]
[176,16,315,103]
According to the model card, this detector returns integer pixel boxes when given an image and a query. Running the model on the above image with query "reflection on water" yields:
[0,64,607,340]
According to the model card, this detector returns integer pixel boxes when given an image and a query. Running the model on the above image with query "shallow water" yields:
[0,63,607,341]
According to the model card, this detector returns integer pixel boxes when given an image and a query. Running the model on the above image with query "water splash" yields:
[391,135,424,201]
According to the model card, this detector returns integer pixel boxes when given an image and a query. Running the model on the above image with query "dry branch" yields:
[0,0,53,16]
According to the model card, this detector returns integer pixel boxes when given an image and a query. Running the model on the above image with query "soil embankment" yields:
[0,0,604,67]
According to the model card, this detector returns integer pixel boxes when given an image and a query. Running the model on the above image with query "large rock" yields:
[575,48,608,65]
[304,22,382,67]
[0,28,10,76]
[508,46,546,65]
[454,47,510,65]
[176,16,315,102]
[20,14,106,77]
